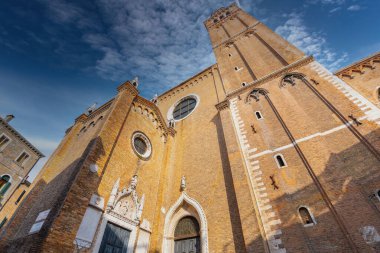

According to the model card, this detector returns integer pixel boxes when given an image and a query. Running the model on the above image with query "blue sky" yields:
[0,0,379,180]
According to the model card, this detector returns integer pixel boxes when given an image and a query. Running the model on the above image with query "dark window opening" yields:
[299,207,315,225]
[275,155,286,167]
[0,217,7,229]
[15,190,26,205]
[134,137,147,155]
[255,111,263,119]
[242,82,247,87]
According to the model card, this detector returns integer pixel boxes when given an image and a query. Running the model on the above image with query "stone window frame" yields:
[255,111,263,120]
[92,212,138,253]
[167,94,200,122]
[15,150,30,167]
[298,205,317,227]
[0,133,12,152]
[242,82,247,87]
[131,131,152,160]
[274,153,287,168]
[234,66,243,72]
[375,189,380,202]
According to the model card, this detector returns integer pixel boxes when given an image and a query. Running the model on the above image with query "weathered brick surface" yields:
[1,3,379,253]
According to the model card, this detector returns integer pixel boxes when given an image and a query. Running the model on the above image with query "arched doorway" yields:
[162,192,208,253]
[174,216,200,253]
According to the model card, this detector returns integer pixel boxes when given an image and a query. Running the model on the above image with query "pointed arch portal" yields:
[162,192,208,253]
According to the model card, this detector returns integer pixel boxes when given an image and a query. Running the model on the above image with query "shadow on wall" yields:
[1,126,380,252]
[212,108,380,253]
[0,136,107,253]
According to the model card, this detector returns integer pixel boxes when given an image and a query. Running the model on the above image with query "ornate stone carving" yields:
[180,176,186,191]
[107,175,145,222]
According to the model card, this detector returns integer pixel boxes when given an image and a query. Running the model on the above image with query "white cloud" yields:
[329,7,342,13]
[347,5,362,11]
[275,12,348,71]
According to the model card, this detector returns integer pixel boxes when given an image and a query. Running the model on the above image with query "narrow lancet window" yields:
[274,154,287,168]
[299,207,316,226]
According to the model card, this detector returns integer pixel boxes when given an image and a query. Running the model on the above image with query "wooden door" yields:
[174,237,200,253]
[99,222,131,253]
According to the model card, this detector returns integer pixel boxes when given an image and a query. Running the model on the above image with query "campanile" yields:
[204,4,305,93]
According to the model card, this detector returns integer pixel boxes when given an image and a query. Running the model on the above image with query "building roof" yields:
[334,51,380,75]
[0,117,44,157]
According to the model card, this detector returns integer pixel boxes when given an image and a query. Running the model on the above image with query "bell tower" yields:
[204,4,305,93]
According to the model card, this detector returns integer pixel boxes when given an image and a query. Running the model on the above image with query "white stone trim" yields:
[310,61,380,125]
[229,98,286,253]
[249,115,368,159]
[167,94,200,122]
[92,212,138,253]
[162,192,208,253]
[132,131,152,160]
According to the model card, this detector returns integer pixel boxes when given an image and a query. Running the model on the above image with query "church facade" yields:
[1,3,380,253]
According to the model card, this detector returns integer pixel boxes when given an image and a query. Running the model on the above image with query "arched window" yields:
[274,154,287,168]
[377,87,380,101]
[298,207,316,226]
[0,175,11,197]
[174,216,200,253]
[242,82,247,87]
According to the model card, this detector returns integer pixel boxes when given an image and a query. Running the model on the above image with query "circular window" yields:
[131,132,152,159]
[168,94,200,122]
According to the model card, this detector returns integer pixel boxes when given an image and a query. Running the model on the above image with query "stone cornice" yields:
[334,51,380,78]
[117,81,139,97]
[0,117,44,157]
[212,21,261,49]
[225,56,314,99]
[158,66,214,102]
[215,100,230,111]
[87,99,114,120]
[134,96,176,137]
[75,113,88,123]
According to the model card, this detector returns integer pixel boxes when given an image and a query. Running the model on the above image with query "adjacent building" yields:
[0,4,379,253]
[0,115,44,230]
